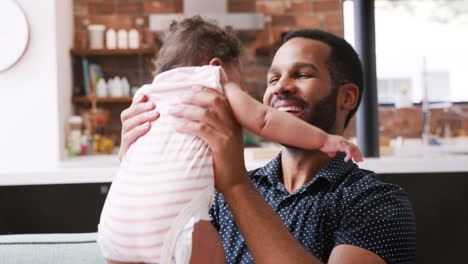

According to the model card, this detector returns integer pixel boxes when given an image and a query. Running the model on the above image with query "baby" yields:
[97,16,362,264]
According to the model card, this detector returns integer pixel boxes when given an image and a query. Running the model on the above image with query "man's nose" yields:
[273,76,297,95]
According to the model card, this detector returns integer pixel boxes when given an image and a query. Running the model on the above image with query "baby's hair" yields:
[154,16,241,75]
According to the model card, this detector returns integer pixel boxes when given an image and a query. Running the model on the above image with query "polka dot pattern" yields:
[209,153,416,264]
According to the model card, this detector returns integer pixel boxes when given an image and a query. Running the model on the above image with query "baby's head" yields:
[154,16,242,85]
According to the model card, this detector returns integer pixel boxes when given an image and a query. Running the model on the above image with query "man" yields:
[119,29,416,263]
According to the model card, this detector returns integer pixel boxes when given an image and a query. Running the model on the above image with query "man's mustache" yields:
[270,94,308,108]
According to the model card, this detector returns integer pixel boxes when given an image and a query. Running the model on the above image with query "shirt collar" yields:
[252,152,357,190]
[251,154,282,187]
[316,152,357,187]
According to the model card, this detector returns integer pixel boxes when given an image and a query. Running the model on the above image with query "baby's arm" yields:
[223,82,362,162]
[223,83,327,149]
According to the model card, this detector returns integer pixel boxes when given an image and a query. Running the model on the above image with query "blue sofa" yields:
[0,233,105,263]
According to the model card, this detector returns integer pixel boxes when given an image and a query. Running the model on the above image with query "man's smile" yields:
[274,103,305,117]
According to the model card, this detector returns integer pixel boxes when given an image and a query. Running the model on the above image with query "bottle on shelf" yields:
[108,76,122,97]
[87,24,106,49]
[121,77,130,97]
[67,115,83,156]
[117,29,128,49]
[128,29,140,49]
[96,78,108,98]
[106,28,117,49]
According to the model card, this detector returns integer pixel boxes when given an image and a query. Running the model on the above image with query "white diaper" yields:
[170,191,212,264]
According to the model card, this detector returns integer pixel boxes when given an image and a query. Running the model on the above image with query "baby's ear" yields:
[208,57,223,66]
[208,58,228,83]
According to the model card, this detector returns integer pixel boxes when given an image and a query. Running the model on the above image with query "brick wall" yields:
[73,0,343,47]
[344,105,468,139]
[72,0,345,143]
[73,0,343,98]
[384,106,468,138]
[73,0,468,141]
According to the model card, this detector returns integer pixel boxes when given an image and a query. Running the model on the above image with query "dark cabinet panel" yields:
[0,183,111,234]
[379,172,468,264]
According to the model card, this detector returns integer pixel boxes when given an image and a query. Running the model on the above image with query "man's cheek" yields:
[262,92,271,105]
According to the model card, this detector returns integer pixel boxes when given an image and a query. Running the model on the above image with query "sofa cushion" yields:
[0,233,105,264]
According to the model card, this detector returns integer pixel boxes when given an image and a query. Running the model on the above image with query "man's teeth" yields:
[277,106,303,112]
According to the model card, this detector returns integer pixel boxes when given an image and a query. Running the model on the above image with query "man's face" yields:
[264,37,338,133]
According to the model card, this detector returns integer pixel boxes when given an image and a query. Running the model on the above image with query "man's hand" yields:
[168,86,250,194]
[119,94,159,160]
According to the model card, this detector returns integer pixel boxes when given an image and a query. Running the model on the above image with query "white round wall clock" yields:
[0,0,30,72]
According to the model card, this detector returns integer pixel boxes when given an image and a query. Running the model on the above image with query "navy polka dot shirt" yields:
[209,153,416,264]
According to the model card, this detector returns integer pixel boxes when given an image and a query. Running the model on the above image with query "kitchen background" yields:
[1,1,467,263]
[2,0,468,172]
[71,0,468,153]
[69,0,351,154]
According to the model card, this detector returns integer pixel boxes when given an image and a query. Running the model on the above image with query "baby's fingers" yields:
[351,144,364,162]
[344,145,363,163]
[354,147,364,162]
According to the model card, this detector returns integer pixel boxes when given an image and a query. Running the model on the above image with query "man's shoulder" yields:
[337,164,409,200]
[340,164,384,187]
[336,164,414,217]
[334,166,416,263]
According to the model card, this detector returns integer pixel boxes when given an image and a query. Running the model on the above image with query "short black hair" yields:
[283,29,363,128]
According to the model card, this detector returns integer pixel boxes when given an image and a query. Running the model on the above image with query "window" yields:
[343,0,468,104]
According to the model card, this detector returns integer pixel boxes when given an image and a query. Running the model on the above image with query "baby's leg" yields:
[190,220,226,264]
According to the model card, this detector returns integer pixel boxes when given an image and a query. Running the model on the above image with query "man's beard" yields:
[301,88,338,133]
[275,88,338,150]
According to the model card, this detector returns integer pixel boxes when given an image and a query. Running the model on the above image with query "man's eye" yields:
[297,73,312,78]
[268,77,279,84]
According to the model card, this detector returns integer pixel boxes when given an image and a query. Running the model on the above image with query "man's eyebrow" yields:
[267,66,277,74]
[293,62,320,72]
[267,63,320,74]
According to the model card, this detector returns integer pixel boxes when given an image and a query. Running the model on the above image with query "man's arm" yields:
[222,179,324,263]
[329,245,387,264]
[220,177,388,264]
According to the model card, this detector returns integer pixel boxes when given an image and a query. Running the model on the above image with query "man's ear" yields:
[208,57,223,66]
[338,83,359,112]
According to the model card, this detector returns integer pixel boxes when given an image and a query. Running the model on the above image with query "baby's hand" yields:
[320,135,363,163]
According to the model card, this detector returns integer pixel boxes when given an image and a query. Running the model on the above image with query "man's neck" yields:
[278,124,345,193]
[281,147,331,193]
[280,147,332,193]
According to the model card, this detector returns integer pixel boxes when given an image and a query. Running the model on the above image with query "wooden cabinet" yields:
[70,47,157,145]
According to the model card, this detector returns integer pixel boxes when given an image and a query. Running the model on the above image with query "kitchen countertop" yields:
[1,138,467,186]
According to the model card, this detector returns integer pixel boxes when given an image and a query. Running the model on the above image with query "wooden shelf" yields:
[70,47,156,56]
[72,96,133,103]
